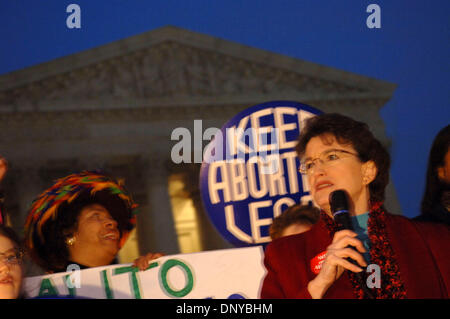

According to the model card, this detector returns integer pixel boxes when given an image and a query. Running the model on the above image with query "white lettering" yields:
[251,108,276,153]
[203,127,222,163]
[229,159,249,201]
[267,156,287,196]
[171,128,192,164]
[274,107,298,149]
[220,303,273,314]
[65,264,81,289]
[298,109,315,132]
[282,151,300,194]
[227,117,254,157]
[225,205,253,243]
[177,303,210,316]
[366,4,381,29]
[193,119,203,164]
[66,4,81,29]
[249,200,273,243]
[208,155,303,203]
[208,162,231,204]
[247,157,268,199]
[366,264,381,288]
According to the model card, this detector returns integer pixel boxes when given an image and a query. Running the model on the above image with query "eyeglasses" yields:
[0,249,24,266]
[299,149,359,175]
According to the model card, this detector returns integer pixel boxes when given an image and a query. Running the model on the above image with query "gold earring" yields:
[66,237,76,246]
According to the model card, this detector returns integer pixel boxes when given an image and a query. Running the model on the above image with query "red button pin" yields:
[310,251,327,274]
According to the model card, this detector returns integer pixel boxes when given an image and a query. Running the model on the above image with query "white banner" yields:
[23,246,266,299]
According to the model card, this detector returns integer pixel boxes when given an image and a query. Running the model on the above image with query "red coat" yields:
[261,213,450,298]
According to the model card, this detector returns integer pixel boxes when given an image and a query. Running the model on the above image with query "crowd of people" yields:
[0,116,449,299]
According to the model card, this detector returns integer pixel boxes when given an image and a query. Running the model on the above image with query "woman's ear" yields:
[362,160,378,185]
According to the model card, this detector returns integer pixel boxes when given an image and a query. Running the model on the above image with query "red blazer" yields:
[261,213,450,299]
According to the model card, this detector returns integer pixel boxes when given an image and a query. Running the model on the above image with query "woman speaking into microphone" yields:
[261,113,450,299]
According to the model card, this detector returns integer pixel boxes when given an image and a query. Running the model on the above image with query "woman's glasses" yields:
[0,248,24,266]
[299,149,359,175]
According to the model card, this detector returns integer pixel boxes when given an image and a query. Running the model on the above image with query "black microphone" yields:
[330,189,353,231]
[329,190,374,298]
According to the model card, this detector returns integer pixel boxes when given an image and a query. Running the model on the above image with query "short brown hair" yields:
[295,113,390,203]
[269,204,320,240]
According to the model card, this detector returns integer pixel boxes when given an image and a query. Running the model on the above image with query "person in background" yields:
[24,171,162,274]
[415,125,450,226]
[0,225,25,299]
[261,113,450,299]
[269,204,320,240]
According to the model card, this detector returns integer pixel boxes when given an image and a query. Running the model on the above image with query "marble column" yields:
[6,165,46,233]
[178,163,233,251]
[137,156,180,255]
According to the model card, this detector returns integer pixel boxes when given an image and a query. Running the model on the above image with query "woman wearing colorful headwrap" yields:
[24,171,162,273]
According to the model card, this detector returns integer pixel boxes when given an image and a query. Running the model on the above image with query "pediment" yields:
[0,26,396,113]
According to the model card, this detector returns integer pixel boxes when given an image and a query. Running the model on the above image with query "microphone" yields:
[329,190,374,298]
[329,189,353,231]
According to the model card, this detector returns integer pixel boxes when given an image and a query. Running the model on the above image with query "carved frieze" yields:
[0,41,370,114]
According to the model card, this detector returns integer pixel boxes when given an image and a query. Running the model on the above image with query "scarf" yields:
[321,202,407,299]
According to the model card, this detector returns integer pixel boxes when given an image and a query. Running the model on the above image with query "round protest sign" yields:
[199,101,322,247]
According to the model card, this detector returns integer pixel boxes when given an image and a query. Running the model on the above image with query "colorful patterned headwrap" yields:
[24,171,138,253]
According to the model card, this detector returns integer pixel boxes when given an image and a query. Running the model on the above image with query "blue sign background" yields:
[199,101,322,247]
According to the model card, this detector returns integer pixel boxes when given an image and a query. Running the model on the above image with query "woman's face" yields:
[69,204,120,266]
[0,235,23,299]
[303,134,377,215]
